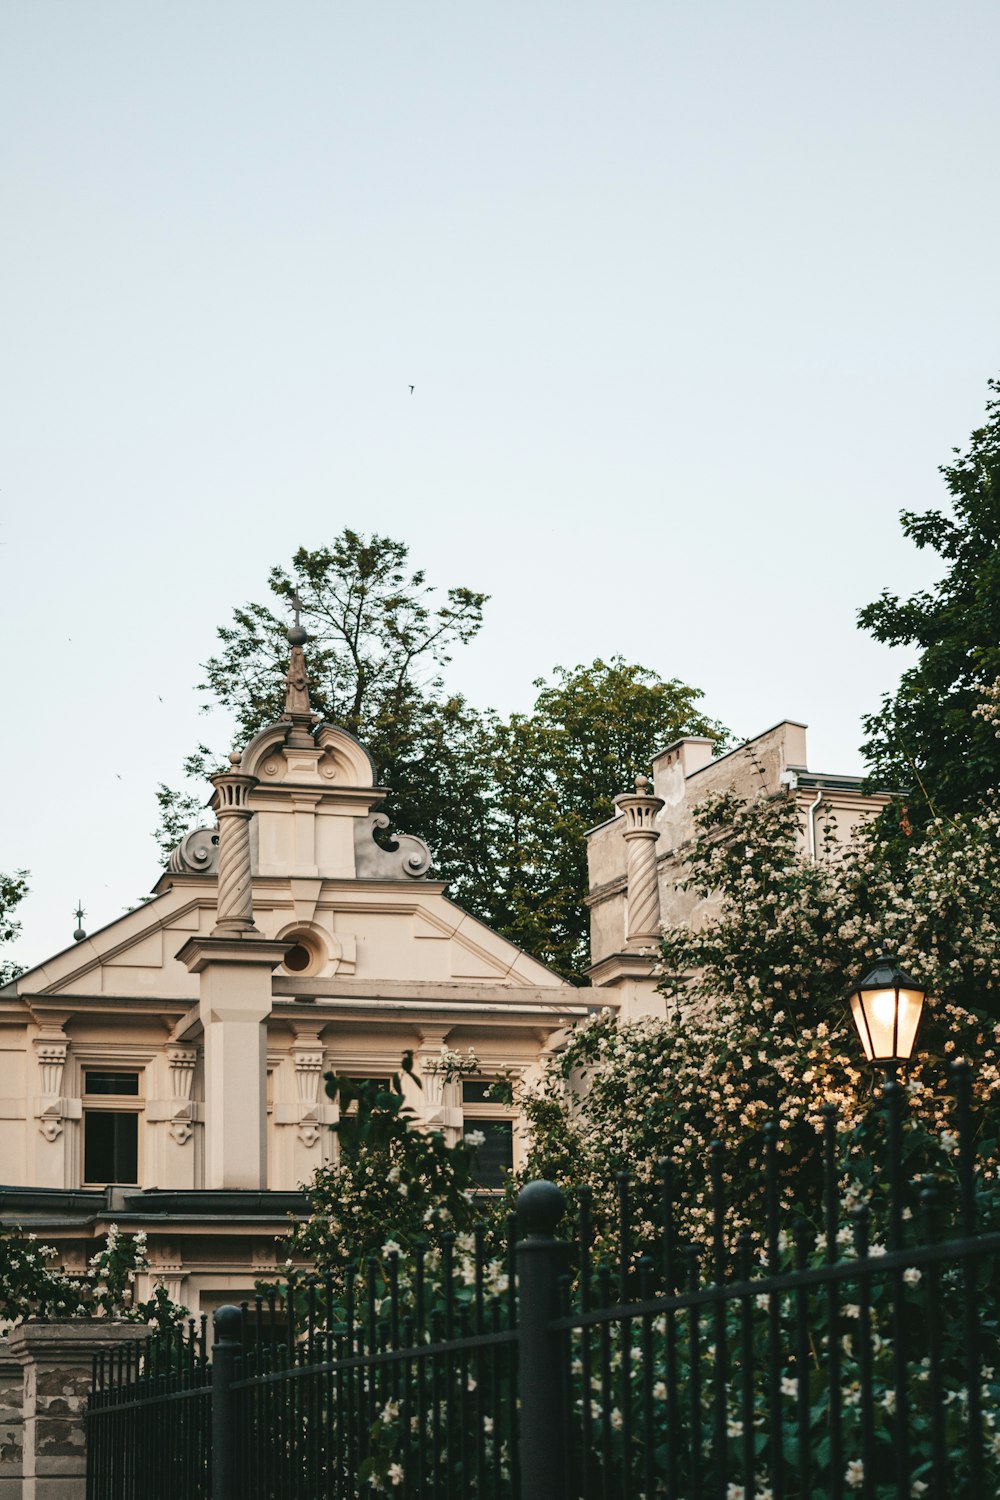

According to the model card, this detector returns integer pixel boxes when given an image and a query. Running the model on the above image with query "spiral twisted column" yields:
[614,774,665,949]
[211,754,259,936]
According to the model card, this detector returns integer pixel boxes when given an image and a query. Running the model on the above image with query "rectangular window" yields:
[342,1077,391,1113]
[467,1119,514,1190]
[84,1070,140,1096]
[84,1111,139,1184]
[82,1069,142,1186]
[462,1080,496,1105]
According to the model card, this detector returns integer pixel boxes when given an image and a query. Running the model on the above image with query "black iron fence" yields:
[87,1067,1000,1499]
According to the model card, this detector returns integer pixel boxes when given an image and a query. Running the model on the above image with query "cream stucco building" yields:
[1,629,888,1321]
[586,719,890,1019]
[0,630,584,1318]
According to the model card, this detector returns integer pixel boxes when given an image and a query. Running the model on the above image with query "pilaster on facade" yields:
[291,1028,325,1147]
[166,1045,198,1145]
[413,1028,462,1137]
[176,935,291,1191]
[31,1027,69,1143]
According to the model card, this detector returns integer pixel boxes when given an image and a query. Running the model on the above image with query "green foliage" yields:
[658,782,1000,1021]
[154,530,497,885]
[153,746,218,862]
[0,869,28,987]
[860,377,1000,832]
[157,528,726,981]
[201,531,488,748]
[0,1223,185,1330]
[510,786,1000,1248]
[286,1057,484,1283]
[471,659,729,980]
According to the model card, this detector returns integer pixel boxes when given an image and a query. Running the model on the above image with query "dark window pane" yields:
[84,1071,140,1096]
[283,944,311,972]
[84,1112,139,1184]
[343,1077,391,1113]
[467,1119,513,1190]
[462,1081,495,1105]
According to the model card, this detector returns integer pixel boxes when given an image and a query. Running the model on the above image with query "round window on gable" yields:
[280,932,323,976]
[284,943,312,973]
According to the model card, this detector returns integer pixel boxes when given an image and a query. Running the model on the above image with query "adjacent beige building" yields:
[0,631,584,1318]
[586,720,890,1019]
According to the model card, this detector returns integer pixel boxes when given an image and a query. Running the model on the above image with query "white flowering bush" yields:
[286,1057,487,1285]
[512,787,1000,1244]
[1,1222,185,1331]
[501,783,1000,1494]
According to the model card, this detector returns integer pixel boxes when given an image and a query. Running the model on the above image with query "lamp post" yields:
[845,947,927,1088]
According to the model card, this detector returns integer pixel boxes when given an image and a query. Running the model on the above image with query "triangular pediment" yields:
[10,886,212,1000]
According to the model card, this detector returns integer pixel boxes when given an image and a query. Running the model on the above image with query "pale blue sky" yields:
[2,1,998,967]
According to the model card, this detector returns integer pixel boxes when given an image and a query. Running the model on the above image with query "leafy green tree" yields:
[860,377,1000,830]
[202,531,488,748]
[476,659,729,980]
[157,534,727,981]
[0,869,28,987]
[154,531,492,865]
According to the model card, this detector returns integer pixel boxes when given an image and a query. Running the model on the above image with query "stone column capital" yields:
[615,776,665,949]
[614,776,665,840]
[210,757,260,936]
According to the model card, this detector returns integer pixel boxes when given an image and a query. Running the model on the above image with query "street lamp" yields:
[846,947,927,1083]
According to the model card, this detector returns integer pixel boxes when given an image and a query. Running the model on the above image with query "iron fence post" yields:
[212,1305,243,1500]
[516,1180,569,1500]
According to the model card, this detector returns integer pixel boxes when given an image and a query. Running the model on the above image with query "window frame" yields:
[461,1077,517,1192]
[80,1067,145,1188]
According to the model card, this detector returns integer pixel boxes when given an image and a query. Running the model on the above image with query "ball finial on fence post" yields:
[516,1180,565,1238]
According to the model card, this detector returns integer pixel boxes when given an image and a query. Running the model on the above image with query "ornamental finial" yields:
[282,593,315,747]
[73,901,86,943]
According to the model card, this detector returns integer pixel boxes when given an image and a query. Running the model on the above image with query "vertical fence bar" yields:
[709,1140,727,1500]
[684,1246,703,1500]
[516,1181,568,1500]
[763,1121,784,1500]
[578,1186,595,1500]
[920,1180,947,1493]
[616,1172,633,1500]
[659,1158,680,1500]
[822,1103,844,1500]
[793,1222,811,1500]
[953,1059,985,1495]
[852,1206,875,1500]
[737,1234,755,1496]
[212,1304,243,1500]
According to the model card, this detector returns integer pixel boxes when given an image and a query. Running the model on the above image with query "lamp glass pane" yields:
[894,988,924,1060]
[849,993,875,1061]
[861,986,899,1060]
